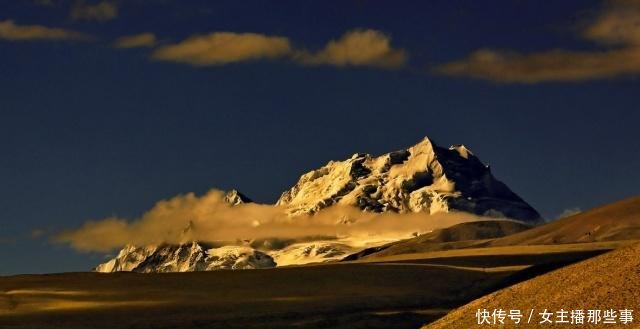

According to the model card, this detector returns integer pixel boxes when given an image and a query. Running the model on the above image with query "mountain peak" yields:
[277,137,541,222]
[223,189,252,205]
[414,136,435,147]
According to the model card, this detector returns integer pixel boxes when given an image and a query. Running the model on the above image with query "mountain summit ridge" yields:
[277,137,541,222]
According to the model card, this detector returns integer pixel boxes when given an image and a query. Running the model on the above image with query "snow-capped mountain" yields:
[96,137,542,272]
[277,137,541,223]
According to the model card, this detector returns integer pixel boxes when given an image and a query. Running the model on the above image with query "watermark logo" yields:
[476,308,634,325]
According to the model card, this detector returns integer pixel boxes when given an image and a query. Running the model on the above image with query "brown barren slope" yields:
[488,195,640,246]
[343,220,530,261]
[349,196,640,261]
[424,242,640,328]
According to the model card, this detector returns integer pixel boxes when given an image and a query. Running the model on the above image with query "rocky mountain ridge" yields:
[277,137,541,222]
[95,242,276,273]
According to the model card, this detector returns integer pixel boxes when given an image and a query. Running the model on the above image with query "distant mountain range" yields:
[96,136,542,272]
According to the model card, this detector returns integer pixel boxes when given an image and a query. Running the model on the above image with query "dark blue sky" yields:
[1,0,639,274]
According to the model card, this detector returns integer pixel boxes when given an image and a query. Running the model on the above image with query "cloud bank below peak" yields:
[56,189,482,253]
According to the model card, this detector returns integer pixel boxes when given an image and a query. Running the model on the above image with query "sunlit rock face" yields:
[223,189,252,205]
[277,137,542,223]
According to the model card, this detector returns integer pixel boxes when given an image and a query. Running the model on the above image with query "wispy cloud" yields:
[436,0,640,83]
[70,0,118,22]
[296,29,406,69]
[114,32,157,48]
[584,0,640,46]
[151,29,406,69]
[0,19,92,41]
[152,32,292,66]
[436,47,640,83]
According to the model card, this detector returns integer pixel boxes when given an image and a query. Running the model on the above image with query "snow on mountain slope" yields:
[269,241,358,266]
[277,137,541,223]
[95,244,157,272]
[95,242,275,273]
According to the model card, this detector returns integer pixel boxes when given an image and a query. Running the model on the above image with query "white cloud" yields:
[152,32,292,66]
[0,20,92,41]
[296,29,406,68]
[151,28,407,69]
[436,0,640,82]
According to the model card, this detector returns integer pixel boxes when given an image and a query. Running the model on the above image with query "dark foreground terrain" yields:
[4,197,639,329]
[0,244,620,329]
